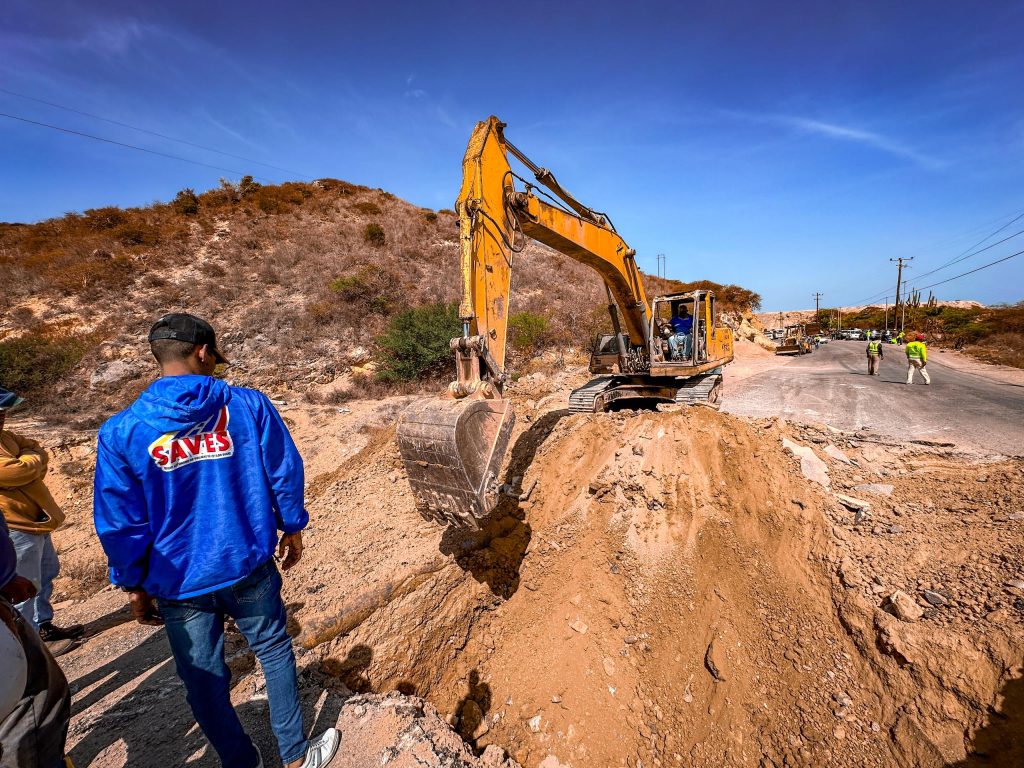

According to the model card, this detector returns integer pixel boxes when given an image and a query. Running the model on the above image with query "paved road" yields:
[722,340,1024,455]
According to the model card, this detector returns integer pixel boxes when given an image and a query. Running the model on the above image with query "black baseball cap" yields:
[148,313,229,364]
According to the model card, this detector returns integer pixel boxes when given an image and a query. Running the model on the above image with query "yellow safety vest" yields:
[906,341,926,361]
[867,341,882,355]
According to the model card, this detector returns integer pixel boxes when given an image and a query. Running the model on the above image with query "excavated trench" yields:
[291,407,1022,768]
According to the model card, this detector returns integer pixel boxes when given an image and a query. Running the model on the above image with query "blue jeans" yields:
[668,333,692,360]
[160,559,306,767]
[9,530,58,630]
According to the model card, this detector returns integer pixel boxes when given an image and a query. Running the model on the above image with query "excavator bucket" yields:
[396,397,516,529]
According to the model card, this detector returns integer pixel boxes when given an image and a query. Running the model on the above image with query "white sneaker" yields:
[299,729,340,768]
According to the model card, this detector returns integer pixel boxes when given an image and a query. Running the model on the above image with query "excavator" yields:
[396,116,734,529]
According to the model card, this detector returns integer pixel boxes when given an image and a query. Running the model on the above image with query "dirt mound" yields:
[43,381,1021,766]
[283,403,1022,768]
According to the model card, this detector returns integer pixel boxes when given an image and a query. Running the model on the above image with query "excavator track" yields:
[568,377,617,413]
[675,373,723,409]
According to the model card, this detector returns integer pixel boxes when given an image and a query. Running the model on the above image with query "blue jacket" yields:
[0,515,16,591]
[671,315,693,334]
[93,375,308,600]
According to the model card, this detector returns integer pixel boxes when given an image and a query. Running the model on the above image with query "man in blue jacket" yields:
[667,304,694,360]
[93,313,338,768]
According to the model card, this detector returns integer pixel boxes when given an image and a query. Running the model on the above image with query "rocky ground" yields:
[12,342,1023,767]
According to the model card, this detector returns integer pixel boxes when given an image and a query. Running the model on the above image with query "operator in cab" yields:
[668,304,693,360]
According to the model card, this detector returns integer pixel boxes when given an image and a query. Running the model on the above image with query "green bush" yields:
[364,223,386,247]
[509,311,551,351]
[375,302,460,381]
[0,330,92,396]
[422,210,438,223]
[173,188,200,216]
[329,273,368,299]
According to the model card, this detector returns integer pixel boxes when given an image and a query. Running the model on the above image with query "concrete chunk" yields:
[824,444,854,465]
[854,483,895,497]
[782,438,830,488]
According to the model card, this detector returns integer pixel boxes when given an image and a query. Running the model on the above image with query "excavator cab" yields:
[649,291,723,367]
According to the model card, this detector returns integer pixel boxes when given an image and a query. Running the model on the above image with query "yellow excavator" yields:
[397,116,734,528]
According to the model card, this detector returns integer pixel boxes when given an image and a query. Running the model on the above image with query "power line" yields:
[916,248,1024,292]
[914,220,1024,282]
[848,206,1024,306]
[0,87,311,180]
[0,111,275,182]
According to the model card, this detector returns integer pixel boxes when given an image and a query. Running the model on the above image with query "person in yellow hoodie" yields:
[905,334,931,385]
[0,389,84,646]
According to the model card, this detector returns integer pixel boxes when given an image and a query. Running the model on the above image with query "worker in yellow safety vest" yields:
[905,334,931,385]
[866,338,884,376]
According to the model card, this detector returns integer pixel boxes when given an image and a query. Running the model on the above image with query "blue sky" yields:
[3,0,1023,311]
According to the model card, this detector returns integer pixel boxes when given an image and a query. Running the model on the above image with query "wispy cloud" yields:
[780,116,942,169]
[200,111,269,153]
[723,110,943,170]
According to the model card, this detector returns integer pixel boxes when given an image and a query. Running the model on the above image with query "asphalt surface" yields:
[722,340,1024,455]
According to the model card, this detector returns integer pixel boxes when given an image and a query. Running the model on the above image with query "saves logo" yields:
[148,406,234,471]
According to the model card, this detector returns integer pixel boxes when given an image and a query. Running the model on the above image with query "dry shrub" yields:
[353,201,382,216]
[967,333,1024,369]
[55,552,110,600]
[0,323,103,395]
[647,276,762,314]
[364,222,386,246]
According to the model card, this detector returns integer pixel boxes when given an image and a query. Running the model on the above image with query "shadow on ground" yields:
[947,673,1024,767]
[69,630,361,766]
[439,409,569,598]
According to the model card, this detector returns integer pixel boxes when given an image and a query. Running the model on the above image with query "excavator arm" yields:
[451,116,651,394]
[397,116,653,528]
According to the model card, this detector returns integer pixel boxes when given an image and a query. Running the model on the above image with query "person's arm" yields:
[252,393,309,570]
[921,345,927,365]
[253,394,309,535]
[0,515,36,607]
[93,429,153,593]
[0,433,47,488]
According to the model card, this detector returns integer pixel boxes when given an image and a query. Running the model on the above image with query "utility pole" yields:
[901,280,908,332]
[656,253,666,278]
[812,292,823,321]
[890,256,913,326]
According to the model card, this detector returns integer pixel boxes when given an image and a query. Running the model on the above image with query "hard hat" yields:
[0,620,27,721]
[916,334,924,341]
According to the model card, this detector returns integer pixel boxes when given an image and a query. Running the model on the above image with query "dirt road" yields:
[723,340,1024,455]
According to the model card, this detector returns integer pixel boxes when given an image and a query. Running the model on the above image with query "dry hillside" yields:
[0,177,760,425]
